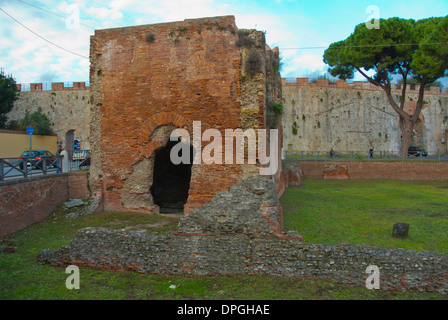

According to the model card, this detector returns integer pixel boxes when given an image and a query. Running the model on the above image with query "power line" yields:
[3,2,448,62]
[280,42,447,50]
[0,7,89,59]
[15,0,95,30]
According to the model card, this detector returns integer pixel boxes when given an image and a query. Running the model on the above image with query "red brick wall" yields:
[299,161,448,180]
[89,16,276,214]
[67,172,90,199]
[0,172,89,238]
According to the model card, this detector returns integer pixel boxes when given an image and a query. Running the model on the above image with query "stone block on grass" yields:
[392,223,409,238]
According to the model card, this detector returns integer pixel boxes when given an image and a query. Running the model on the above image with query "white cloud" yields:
[235,13,297,46]
[1,0,306,82]
[1,3,90,83]
[283,52,326,76]
[140,0,223,22]
[3,0,445,87]
[85,6,123,22]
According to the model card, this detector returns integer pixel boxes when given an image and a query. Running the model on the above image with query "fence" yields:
[283,150,448,162]
[0,155,90,182]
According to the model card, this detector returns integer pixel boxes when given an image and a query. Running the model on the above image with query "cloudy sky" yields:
[0,0,447,86]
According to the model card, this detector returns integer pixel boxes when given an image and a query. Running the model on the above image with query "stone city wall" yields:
[7,83,91,151]
[7,78,448,159]
[282,78,448,155]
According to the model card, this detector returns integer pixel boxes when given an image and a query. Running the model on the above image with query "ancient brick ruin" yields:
[88,16,284,215]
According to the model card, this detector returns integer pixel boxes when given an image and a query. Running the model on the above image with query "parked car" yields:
[19,150,57,170]
[408,146,428,157]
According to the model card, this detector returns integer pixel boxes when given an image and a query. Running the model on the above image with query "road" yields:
[1,159,86,182]
[1,159,59,181]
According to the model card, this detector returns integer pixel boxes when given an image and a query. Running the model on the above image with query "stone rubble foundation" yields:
[37,175,448,294]
[37,227,448,294]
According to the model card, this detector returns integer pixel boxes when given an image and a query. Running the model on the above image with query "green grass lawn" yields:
[1,179,448,300]
[281,179,448,254]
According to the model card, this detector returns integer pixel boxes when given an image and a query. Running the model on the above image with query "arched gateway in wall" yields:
[65,129,75,160]
[121,112,195,214]
[145,113,193,213]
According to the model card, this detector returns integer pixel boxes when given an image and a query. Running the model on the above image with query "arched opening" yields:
[65,129,75,160]
[150,139,193,213]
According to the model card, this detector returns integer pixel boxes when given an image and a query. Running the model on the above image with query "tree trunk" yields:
[399,116,414,158]
[357,71,427,160]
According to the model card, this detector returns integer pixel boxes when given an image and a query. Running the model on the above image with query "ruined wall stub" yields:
[89,16,283,214]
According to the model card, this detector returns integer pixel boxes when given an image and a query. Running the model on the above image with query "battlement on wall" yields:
[282,78,448,95]
[16,82,90,92]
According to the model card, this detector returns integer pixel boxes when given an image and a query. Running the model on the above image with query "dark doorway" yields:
[151,139,193,213]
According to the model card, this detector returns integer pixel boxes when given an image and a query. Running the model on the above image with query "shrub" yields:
[236,30,255,48]
[17,108,54,135]
[244,50,262,76]
[0,69,19,128]
[273,55,283,72]
[273,103,283,115]
[292,127,298,135]
[5,119,19,130]
[145,33,156,43]
[266,108,278,129]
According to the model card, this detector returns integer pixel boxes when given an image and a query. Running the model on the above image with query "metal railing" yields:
[68,154,91,172]
[283,150,448,162]
[0,155,90,182]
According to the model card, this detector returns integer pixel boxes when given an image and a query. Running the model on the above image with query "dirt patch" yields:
[107,218,179,230]
[128,220,173,229]
[427,213,448,218]
[123,220,179,233]
[108,219,130,225]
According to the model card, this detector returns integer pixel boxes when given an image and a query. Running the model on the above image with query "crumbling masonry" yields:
[87,15,285,215]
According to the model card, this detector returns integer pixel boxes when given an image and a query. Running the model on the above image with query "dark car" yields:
[19,150,57,170]
[408,146,428,157]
